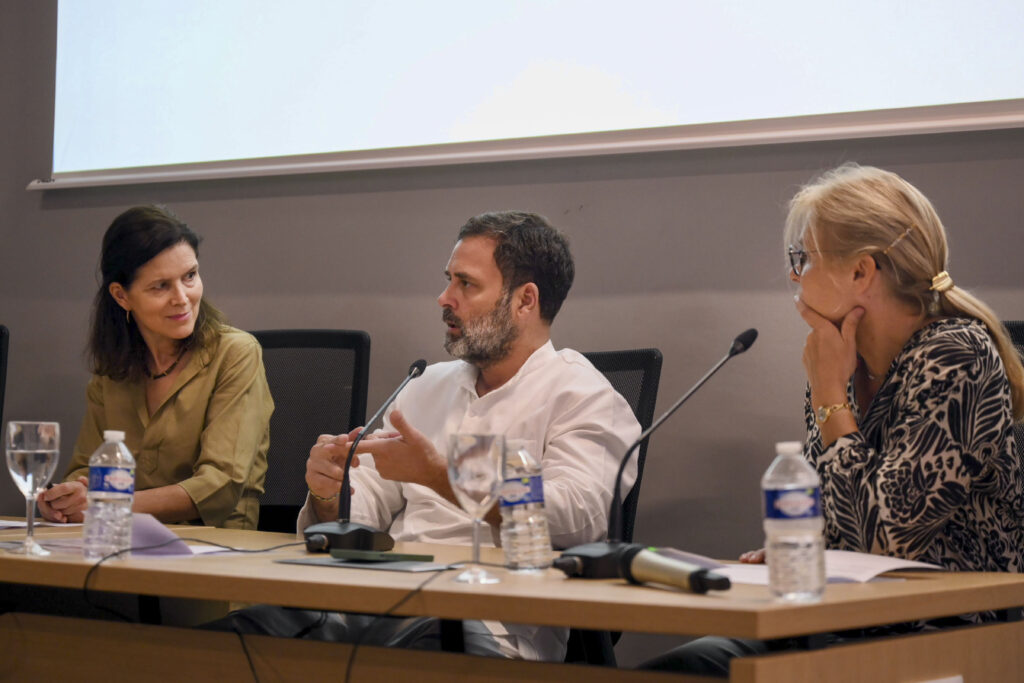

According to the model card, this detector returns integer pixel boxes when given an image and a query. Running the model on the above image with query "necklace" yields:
[861,359,882,382]
[148,347,187,380]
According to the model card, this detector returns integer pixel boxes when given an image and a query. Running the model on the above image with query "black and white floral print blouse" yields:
[803,317,1023,574]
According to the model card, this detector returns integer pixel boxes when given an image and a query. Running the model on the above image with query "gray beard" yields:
[443,295,518,367]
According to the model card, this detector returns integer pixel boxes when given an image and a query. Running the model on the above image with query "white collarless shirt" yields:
[299,340,640,660]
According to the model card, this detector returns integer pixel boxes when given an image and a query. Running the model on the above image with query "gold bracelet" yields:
[309,488,339,503]
[815,402,852,426]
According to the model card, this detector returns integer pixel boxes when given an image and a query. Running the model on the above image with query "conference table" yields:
[2,522,1024,682]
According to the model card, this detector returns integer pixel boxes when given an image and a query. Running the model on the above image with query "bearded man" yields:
[221,211,640,661]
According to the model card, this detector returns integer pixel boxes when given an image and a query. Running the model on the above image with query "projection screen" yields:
[32,0,1024,190]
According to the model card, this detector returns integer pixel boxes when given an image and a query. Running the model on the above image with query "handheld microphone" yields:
[619,546,730,593]
[554,329,757,592]
[552,544,730,594]
[305,359,427,552]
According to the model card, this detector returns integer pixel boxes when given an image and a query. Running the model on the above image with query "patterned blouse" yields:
[804,317,1023,574]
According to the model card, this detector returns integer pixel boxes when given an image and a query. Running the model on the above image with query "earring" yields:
[126,310,131,325]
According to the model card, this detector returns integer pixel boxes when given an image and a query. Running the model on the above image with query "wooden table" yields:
[2,523,1023,681]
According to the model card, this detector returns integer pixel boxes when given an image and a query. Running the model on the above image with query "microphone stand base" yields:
[553,541,629,579]
[303,521,395,552]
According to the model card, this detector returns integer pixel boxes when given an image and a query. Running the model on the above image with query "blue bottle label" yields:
[89,466,135,494]
[500,474,544,507]
[764,487,820,519]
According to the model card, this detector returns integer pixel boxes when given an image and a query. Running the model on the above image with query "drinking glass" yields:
[5,421,60,556]
[447,433,504,584]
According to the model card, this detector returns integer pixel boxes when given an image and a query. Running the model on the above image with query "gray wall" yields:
[3,2,1023,665]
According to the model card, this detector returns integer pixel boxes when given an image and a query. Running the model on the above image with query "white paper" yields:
[187,545,243,555]
[0,519,84,528]
[714,550,942,585]
[823,549,941,582]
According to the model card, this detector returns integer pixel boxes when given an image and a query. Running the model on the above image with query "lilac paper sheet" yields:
[130,513,194,556]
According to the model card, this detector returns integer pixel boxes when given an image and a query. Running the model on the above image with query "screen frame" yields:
[28,98,1024,191]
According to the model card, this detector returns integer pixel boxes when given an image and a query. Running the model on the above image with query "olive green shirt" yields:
[66,327,273,529]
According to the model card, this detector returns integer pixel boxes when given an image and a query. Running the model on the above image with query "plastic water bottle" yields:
[762,440,825,602]
[499,441,553,572]
[83,430,136,561]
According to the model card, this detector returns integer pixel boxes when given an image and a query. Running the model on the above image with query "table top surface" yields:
[3,521,1024,640]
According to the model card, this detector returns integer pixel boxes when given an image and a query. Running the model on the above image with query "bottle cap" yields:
[775,441,803,456]
[103,430,126,442]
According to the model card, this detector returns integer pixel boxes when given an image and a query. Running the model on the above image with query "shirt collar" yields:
[135,341,212,425]
[453,340,556,398]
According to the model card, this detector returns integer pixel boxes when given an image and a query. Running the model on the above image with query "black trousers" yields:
[204,604,505,656]
[635,613,1017,677]
[638,637,770,677]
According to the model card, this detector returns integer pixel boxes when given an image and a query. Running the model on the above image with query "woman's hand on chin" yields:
[797,298,864,401]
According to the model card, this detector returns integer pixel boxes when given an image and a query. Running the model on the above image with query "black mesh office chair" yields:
[1004,321,1024,464]
[564,347,663,666]
[0,325,8,429]
[1004,320,1024,348]
[251,329,370,533]
[583,348,663,544]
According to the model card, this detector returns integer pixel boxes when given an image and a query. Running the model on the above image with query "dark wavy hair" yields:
[457,211,574,323]
[89,205,225,382]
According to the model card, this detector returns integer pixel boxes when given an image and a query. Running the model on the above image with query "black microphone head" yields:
[729,328,758,356]
[409,359,427,377]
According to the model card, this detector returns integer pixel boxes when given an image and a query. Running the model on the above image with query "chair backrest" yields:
[565,348,662,667]
[1004,321,1024,464]
[582,348,662,544]
[0,325,8,429]
[250,329,370,533]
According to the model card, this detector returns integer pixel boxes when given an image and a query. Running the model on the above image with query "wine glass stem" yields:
[471,518,482,566]
[25,495,35,547]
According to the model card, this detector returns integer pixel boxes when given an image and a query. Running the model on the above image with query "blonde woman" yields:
[643,164,1024,675]
[780,163,1023,574]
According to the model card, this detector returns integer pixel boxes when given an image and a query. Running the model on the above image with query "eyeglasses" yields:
[787,246,822,277]
[788,246,850,276]
[789,227,913,277]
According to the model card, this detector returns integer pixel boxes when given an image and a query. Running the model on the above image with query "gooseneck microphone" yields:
[607,328,757,542]
[554,329,757,593]
[305,359,427,552]
[337,359,428,524]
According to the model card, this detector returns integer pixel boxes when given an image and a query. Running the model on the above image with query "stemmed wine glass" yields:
[5,421,60,556]
[447,433,505,584]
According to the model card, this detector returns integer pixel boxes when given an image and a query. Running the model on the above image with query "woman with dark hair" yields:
[37,206,273,529]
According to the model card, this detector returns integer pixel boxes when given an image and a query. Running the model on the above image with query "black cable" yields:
[80,537,306,677]
[342,564,454,683]
[81,538,306,621]
[293,609,329,639]
[342,557,508,682]
[234,628,260,683]
[80,540,502,681]
[173,538,307,554]
[82,537,186,622]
